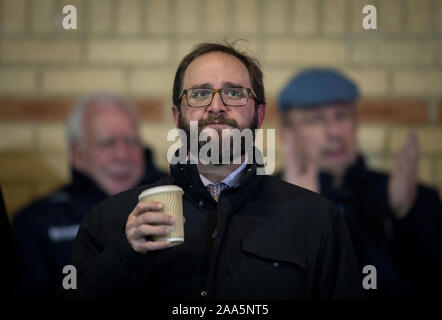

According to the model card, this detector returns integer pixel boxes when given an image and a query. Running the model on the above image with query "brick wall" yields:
[0,0,441,217]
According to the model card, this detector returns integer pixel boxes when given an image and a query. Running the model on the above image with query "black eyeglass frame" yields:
[179,87,257,107]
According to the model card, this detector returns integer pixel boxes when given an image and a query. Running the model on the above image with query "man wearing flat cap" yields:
[277,68,442,299]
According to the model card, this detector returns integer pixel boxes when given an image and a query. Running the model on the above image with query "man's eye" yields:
[336,111,352,120]
[97,140,114,148]
[223,89,245,98]
[306,115,324,124]
[125,136,140,146]
[191,89,211,99]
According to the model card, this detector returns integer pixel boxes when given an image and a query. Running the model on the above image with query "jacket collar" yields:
[169,147,265,205]
[69,169,108,198]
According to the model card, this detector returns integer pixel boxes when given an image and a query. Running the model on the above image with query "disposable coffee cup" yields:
[138,185,184,247]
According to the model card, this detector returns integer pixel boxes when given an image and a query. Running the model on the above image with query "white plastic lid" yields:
[138,185,184,201]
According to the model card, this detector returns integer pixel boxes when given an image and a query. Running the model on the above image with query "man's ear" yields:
[280,125,291,144]
[256,104,266,129]
[172,105,180,127]
[278,113,295,143]
[69,142,86,171]
[353,104,359,128]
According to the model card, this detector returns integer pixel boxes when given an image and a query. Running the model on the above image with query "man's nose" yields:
[326,118,342,137]
[206,92,227,114]
[113,139,130,160]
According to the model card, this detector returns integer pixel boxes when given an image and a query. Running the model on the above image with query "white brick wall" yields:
[352,41,434,66]
[87,40,170,64]
[116,0,141,34]
[264,40,346,64]
[90,0,113,34]
[437,0,442,33]
[264,0,287,35]
[342,68,388,97]
[0,122,36,150]
[262,67,298,97]
[437,43,442,64]
[405,0,431,35]
[0,0,439,100]
[41,69,124,94]
[378,0,403,35]
[322,0,347,35]
[145,0,170,34]
[1,40,81,63]
[38,153,69,181]
[205,0,228,35]
[176,0,200,35]
[0,69,36,95]
[35,123,66,153]
[30,0,56,34]
[1,0,26,34]
[129,68,175,96]
[234,0,259,35]
[292,0,317,34]
[393,71,442,96]
[358,125,388,154]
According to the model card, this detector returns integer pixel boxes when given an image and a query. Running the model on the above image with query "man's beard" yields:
[177,110,259,165]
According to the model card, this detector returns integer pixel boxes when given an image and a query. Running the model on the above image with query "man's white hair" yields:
[66,92,140,145]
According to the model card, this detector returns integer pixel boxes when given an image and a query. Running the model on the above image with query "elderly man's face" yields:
[71,104,144,195]
[172,52,265,160]
[283,104,358,176]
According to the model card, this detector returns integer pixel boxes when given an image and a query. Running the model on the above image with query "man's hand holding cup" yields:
[125,185,185,254]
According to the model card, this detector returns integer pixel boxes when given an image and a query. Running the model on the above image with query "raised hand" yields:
[388,131,420,219]
[281,128,320,193]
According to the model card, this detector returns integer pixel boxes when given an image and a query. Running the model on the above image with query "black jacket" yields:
[277,155,442,299]
[60,158,364,300]
[1,184,16,299]
[12,147,166,299]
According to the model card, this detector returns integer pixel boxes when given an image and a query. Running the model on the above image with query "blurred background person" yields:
[276,68,442,299]
[12,92,166,299]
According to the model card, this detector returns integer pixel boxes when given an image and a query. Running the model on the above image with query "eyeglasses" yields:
[179,87,257,107]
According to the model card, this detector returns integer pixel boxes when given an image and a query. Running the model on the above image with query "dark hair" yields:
[172,41,266,109]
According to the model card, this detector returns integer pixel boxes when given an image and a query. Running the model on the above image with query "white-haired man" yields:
[12,93,165,299]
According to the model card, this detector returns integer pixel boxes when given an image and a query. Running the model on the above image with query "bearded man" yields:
[59,42,363,300]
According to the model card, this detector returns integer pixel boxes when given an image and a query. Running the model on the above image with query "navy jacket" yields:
[278,155,442,299]
[12,147,166,299]
[59,157,364,300]
[1,185,16,299]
